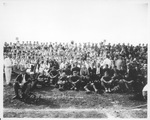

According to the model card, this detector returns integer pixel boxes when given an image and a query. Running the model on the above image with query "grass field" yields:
[3,74,147,118]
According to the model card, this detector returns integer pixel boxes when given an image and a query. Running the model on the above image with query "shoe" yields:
[12,96,20,99]
[86,90,91,94]
[74,87,77,91]
[94,89,98,92]
[71,87,74,90]
[55,84,59,88]
[95,89,98,93]
[75,88,79,91]
[105,89,108,93]
[108,88,111,93]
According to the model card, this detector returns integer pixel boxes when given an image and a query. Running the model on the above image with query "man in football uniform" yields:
[13,68,31,99]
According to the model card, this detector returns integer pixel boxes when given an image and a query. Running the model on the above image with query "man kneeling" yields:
[13,68,31,100]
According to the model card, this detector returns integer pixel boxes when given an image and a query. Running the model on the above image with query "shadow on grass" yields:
[34,85,55,92]
[35,97,60,108]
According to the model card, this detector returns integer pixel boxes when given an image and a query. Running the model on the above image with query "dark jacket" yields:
[15,73,30,83]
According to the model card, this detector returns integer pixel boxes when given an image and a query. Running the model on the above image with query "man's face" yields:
[104,72,108,77]
[105,65,108,69]
[83,64,86,68]
[22,71,26,75]
[8,54,12,58]
[52,67,55,71]
[73,72,77,76]
[75,63,77,67]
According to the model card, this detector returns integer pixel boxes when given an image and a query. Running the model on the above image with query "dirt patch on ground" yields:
[3,75,147,118]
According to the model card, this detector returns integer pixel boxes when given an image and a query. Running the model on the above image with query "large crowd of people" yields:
[3,40,148,100]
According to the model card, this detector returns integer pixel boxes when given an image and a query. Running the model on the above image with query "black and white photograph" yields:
[1,0,148,118]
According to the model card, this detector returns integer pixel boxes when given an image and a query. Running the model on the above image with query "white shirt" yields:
[85,62,89,69]
[60,62,65,70]
[22,74,26,84]
[4,57,13,68]
[115,59,123,70]
[96,67,101,74]
[143,84,148,92]
[39,63,45,73]
[102,58,112,68]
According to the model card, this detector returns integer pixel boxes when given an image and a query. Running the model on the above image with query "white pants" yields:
[142,84,148,99]
[5,67,12,85]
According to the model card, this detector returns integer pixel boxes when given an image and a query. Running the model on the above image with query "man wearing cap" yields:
[13,67,31,99]
[4,53,13,85]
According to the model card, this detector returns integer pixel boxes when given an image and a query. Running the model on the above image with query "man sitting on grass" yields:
[85,63,101,93]
[70,71,80,91]
[49,66,59,87]
[58,71,70,91]
[80,64,90,92]
[101,71,112,93]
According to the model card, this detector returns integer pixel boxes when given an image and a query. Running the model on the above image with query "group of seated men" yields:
[13,55,147,100]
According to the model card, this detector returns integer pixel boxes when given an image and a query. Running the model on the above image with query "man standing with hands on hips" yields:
[4,53,13,86]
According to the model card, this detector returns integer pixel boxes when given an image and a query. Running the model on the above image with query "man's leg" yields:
[5,68,11,85]
[9,68,12,84]
[54,77,59,87]
[5,68,9,85]
[76,80,81,90]
[92,82,98,92]
[22,82,32,99]
[58,80,63,90]
[30,80,38,90]
[101,81,108,92]
[84,80,91,93]
[84,84,91,93]
[13,82,21,99]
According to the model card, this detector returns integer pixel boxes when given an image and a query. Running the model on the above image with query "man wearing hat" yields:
[13,67,31,99]
[4,53,13,85]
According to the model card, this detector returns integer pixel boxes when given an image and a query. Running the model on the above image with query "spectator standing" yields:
[4,53,13,85]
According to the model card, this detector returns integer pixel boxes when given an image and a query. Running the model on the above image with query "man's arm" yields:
[101,77,107,83]
[15,74,22,84]
[80,69,83,76]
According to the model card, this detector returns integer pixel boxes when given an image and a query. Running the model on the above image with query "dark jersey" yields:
[89,67,96,75]
[50,70,58,76]
[71,76,80,82]
[64,68,72,75]
[60,76,67,81]
[102,68,111,76]
[72,67,80,74]
[103,76,111,81]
